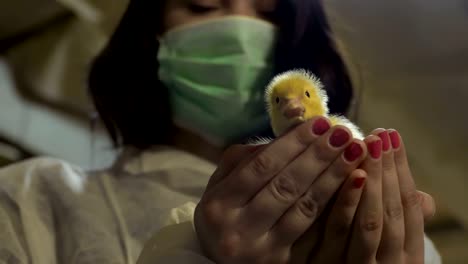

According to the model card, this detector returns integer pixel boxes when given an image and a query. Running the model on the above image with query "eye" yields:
[276,97,280,104]
[188,3,217,13]
[305,91,310,98]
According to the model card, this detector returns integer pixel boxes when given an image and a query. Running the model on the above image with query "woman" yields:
[0,0,440,263]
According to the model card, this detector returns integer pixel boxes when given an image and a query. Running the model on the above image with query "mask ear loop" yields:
[89,111,134,173]
[89,111,99,170]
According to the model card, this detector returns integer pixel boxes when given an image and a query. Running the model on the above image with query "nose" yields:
[282,98,305,119]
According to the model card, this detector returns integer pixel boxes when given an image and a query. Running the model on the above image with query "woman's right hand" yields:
[194,117,368,264]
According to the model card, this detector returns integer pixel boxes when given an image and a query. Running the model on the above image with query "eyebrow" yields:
[187,0,221,5]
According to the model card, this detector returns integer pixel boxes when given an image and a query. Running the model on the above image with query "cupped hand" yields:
[308,129,434,264]
[194,117,368,264]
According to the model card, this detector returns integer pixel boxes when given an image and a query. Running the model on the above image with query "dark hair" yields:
[88,0,353,149]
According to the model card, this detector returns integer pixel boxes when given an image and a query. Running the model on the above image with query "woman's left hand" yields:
[302,129,435,264]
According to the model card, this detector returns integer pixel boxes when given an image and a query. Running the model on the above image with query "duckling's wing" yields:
[246,136,274,145]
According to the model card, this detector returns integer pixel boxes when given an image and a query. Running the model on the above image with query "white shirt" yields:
[0,146,441,263]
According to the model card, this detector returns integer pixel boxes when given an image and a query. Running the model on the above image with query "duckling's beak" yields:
[282,98,305,119]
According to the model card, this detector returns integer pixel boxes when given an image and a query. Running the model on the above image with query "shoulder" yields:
[0,157,89,193]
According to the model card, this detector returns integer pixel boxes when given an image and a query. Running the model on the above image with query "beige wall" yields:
[325,0,468,226]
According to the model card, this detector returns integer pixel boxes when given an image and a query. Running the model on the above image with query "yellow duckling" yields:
[265,69,363,139]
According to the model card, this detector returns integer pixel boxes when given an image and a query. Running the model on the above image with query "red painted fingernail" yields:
[312,118,330,136]
[352,177,366,189]
[367,139,382,159]
[389,130,401,149]
[377,131,390,152]
[344,142,363,162]
[329,128,350,147]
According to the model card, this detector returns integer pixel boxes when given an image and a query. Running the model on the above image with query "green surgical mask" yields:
[158,16,278,146]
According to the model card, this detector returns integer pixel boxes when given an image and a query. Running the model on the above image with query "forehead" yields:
[271,77,309,96]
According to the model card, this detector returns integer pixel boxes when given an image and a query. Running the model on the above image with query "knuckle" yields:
[313,149,330,165]
[297,191,319,219]
[362,220,381,232]
[327,166,349,185]
[382,159,395,173]
[293,128,310,147]
[250,154,274,177]
[200,200,224,226]
[402,190,421,209]
[218,231,242,258]
[360,213,382,232]
[384,202,404,220]
[270,174,299,203]
[310,144,334,166]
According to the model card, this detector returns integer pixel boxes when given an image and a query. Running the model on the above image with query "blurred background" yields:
[0,0,467,263]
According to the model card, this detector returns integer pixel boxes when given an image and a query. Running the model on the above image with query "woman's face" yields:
[162,0,278,33]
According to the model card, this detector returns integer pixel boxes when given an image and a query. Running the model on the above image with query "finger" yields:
[269,138,365,245]
[419,191,436,222]
[347,136,384,262]
[210,117,331,205]
[313,169,367,263]
[206,144,265,190]
[389,129,424,257]
[372,129,405,262]
[247,125,354,237]
[290,217,327,264]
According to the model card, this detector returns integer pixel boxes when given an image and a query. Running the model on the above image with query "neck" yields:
[170,126,224,164]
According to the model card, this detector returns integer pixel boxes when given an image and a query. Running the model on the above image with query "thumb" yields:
[419,191,436,223]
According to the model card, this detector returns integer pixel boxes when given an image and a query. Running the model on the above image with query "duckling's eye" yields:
[276,97,280,104]
[305,91,310,98]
